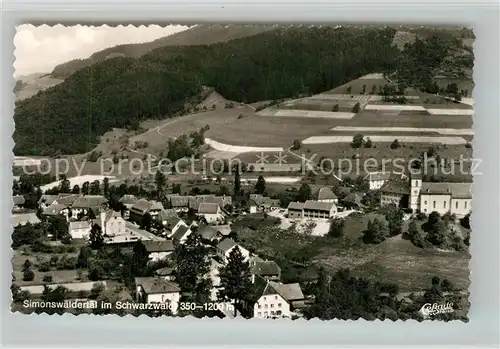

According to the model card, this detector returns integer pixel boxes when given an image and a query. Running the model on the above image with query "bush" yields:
[390,139,401,149]
[351,134,364,148]
[42,275,53,283]
[23,269,35,282]
[416,212,427,220]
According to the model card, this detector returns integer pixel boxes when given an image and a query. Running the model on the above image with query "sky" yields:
[14,24,189,77]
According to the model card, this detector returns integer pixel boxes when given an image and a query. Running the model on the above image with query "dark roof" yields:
[43,203,66,215]
[135,277,180,294]
[250,194,280,207]
[303,200,335,211]
[197,203,220,214]
[380,181,410,195]
[342,193,364,206]
[167,195,190,208]
[131,199,153,214]
[56,194,81,206]
[72,195,108,209]
[195,224,219,240]
[171,225,190,241]
[189,195,232,211]
[270,281,304,302]
[317,188,337,200]
[12,195,25,206]
[119,195,138,205]
[38,195,58,205]
[421,182,472,199]
[142,240,174,253]
[158,209,178,222]
[363,171,391,182]
[216,238,237,253]
[251,260,281,277]
[287,202,304,210]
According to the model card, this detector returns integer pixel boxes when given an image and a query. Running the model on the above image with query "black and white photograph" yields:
[11,23,475,321]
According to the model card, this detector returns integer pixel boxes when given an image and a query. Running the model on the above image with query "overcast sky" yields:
[14,24,189,77]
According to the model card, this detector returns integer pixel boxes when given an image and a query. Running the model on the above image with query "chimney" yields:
[100,211,106,234]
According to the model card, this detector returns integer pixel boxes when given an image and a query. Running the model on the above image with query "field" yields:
[236,214,470,292]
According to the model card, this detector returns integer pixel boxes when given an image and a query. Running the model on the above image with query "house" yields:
[154,267,175,281]
[143,240,175,262]
[216,238,250,264]
[119,195,138,219]
[303,200,337,218]
[156,209,178,227]
[129,199,164,225]
[69,220,91,239]
[135,277,181,314]
[287,202,304,219]
[197,203,223,224]
[195,224,221,242]
[171,225,192,244]
[37,194,59,210]
[341,192,365,209]
[94,210,127,236]
[71,195,108,217]
[12,212,41,227]
[166,195,233,212]
[12,195,25,211]
[253,279,306,319]
[410,175,472,217]
[380,180,410,208]
[42,203,68,218]
[364,172,407,191]
[249,194,281,213]
[166,195,190,212]
[166,217,188,238]
[316,188,338,203]
[250,257,281,283]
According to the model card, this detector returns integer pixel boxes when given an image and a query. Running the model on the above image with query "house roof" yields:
[69,221,91,230]
[380,181,410,195]
[342,193,364,206]
[149,200,164,211]
[142,240,174,253]
[12,195,25,206]
[131,199,152,214]
[251,260,281,276]
[287,202,304,210]
[168,195,190,208]
[43,203,66,216]
[216,238,238,253]
[250,194,280,207]
[158,209,178,222]
[119,194,138,205]
[135,277,180,294]
[12,212,41,226]
[363,171,391,182]
[171,225,190,241]
[198,203,220,214]
[72,195,108,209]
[56,194,82,206]
[188,195,232,211]
[155,267,174,276]
[195,224,219,240]
[304,200,335,211]
[38,195,58,205]
[421,182,472,199]
[270,281,304,302]
[317,187,337,201]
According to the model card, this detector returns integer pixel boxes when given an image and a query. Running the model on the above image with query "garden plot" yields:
[308,94,383,102]
[205,138,284,153]
[364,104,427,112]
[330,126,474,136]
[203,150,240,160]
[427,109,474,116]
[302,135,468,145]
[257,108,355,119]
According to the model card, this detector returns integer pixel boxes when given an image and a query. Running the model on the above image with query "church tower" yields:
[410,172,422,212]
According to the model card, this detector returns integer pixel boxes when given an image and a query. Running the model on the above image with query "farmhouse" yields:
[253,279,305,319]
[287,200,337,219]
[249,194,280,213]
[250,257,281,283]
[93,210,127,236]
[69,220,91,239]
[42,203,68,218]
[165,217,188,237]
[166,195,232,212]
[135,277,181,314]
[129,199,164,224]
[364,172,407,191]
[195,224,221,242]
[71,195,108,217]
[380,181,410,207]
[316,187,338,203]
[171,225,192,244]
[197,203,224,224]
[37,195,59,210]
[156,209,178,227]
[216,238,250,264]
[143,240,175,262]
[119,194,139,219]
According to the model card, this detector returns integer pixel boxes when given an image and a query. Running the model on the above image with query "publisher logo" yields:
[419,302,454,316]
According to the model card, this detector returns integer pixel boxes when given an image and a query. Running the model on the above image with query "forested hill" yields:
[50,24,277,79]
[14,26,400,156]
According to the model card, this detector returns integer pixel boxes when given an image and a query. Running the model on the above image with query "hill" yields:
[49,24,276,79]
[14,26,402,156]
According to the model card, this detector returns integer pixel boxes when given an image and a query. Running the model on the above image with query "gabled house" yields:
[154,267,175,281]
[253,278,306,319]
[249,194,280,213]
[93,210,127,237]
[316,187,338,203]
[71,195,108,217]
[166,218,188,238]
[157,209,178,227]
[69,220,91,239]
[129,199,164,225]
[37,195,59,210]
[171,225,192,244]
[135,277,181,314]
[143,240,175,262]
[42,203,68,219]
[216,238,250,264]
[195,224,221,242]
[119,194,139,219]
[197,203,223,224]
[250,257,281,283]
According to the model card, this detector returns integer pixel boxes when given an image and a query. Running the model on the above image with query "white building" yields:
[208,258,223,301]
[171,225,192,244]
[135,277,181,314]
[143,240,175,262]
[316,187,338,203]
[97,210,127,236]
[197,203,224,224]
[253,280,305,319]
[68,221,91,239]
[216,238,250,264]
[364,172,407,191]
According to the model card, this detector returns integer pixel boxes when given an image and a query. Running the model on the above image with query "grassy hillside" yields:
[50,24,276,79]
[14,26,401,156]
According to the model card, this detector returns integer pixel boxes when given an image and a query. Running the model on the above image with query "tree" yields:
[352,102,361,113]
[89,224,104,249]
[362,218,389,244]
[81,181,90,195]
[59,175,71,193]
[77,246,92,268]
[233,166,241,197]
[390,139,401,149]
[23,268,35,281]
[351,134,365,148]
[328,218,345,238]
[90,180,101,195]
[404,220,426,248]
[332,104,339,112]
[141,213,153,231]
[297,183,312,202]
[72,185,81,194]
[291,139,302,150]
[217,247,252,316]
[255,176,266,195]
[381,203,404,235]
[364,137,373,148]
[346,85,352,94]
[155,170,167,198]
[23,259,32,272]
[132,242,149,277]
[460,213,470,229]
[103,177,110,198]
